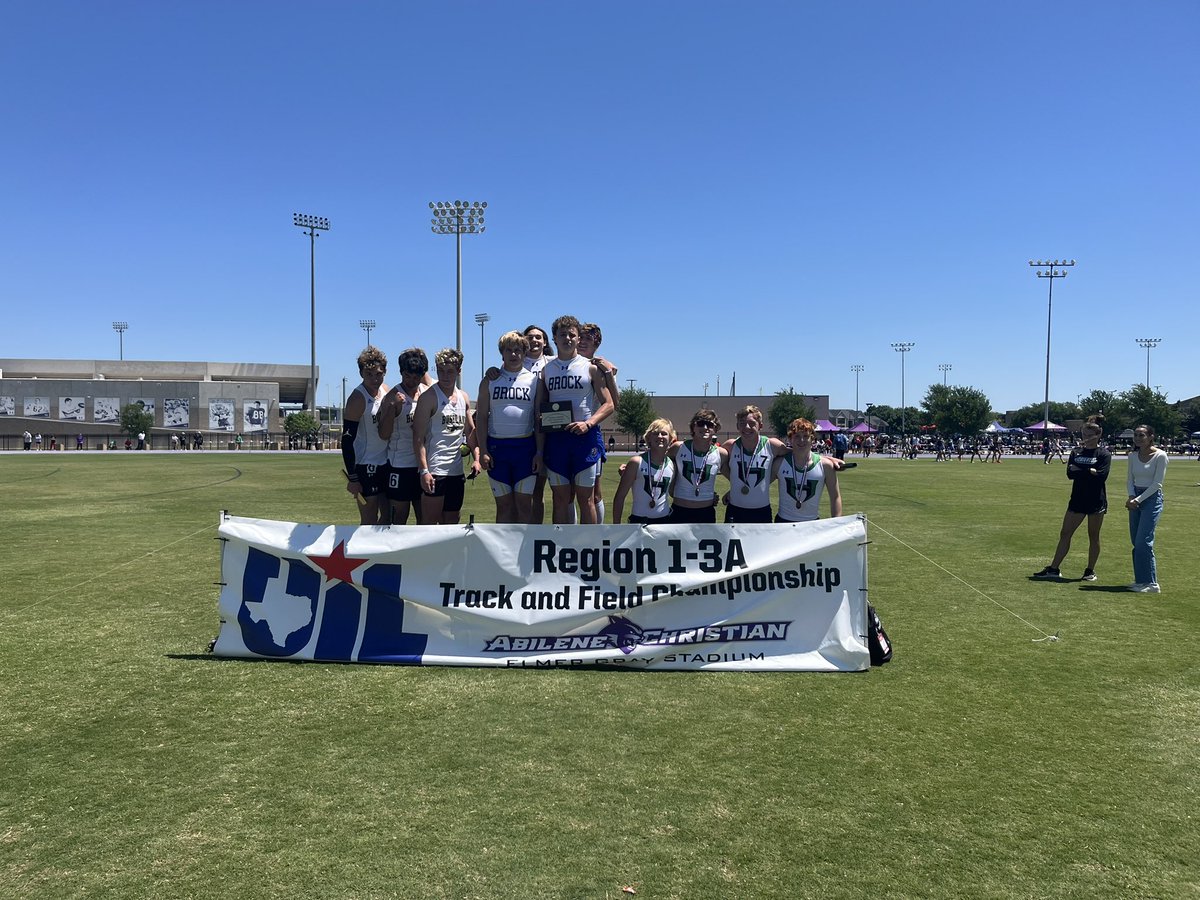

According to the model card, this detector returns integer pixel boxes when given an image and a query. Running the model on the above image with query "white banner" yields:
[213,515,870,671]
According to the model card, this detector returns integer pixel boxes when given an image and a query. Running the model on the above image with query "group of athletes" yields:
[340,314,842,528]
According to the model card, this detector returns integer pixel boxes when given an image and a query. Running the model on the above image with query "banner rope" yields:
[864,515,1060,643]
[8,522,220,617]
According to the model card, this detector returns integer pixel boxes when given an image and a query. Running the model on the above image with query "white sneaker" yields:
[1135,583,1161,594]
[1126,583,1144,592]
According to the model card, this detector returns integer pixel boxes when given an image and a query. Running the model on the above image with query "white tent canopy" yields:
[1024,420,1068,433]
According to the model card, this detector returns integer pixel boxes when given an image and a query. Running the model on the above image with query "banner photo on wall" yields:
[58,397,86,420]
[209,399,234,431]
[94,397,120,423]
[132,398,155,421]
[0,397,13,416]
[243,399,268,432]
[164,398,190,428]
[212,515,871,672]
[24,397,50,417]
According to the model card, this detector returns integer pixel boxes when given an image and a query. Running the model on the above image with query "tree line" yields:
[614,384,1197,441]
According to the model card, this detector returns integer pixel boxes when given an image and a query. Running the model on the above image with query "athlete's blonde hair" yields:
[497,331,529,354]
[644,418,677,444]
[434,348,464,369]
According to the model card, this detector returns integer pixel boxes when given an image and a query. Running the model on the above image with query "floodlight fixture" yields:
[293,213,330,231]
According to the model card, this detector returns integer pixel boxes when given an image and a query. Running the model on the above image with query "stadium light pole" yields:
[892,342,915,436]
[430,200,487,387]
[1135,338,1161,389]
[938,363,952,386]
[112,321,128,360]
[1030,258,1075,428]
[360,319,376,346]
[850,365,864,420]
[475,312,490,385]
[294,212,331,414]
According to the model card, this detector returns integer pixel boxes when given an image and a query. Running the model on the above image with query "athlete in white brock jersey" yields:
[475,331,540,523]
[534,314,615,524]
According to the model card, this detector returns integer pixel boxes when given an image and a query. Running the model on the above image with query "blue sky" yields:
[2,1,1196,416]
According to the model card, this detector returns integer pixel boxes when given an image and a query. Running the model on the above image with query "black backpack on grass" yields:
[867,605,893,666]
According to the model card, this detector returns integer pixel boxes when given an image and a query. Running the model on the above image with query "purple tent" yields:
[1024,420,1068,433]
[814,419,840,432]
[850,422,878,433]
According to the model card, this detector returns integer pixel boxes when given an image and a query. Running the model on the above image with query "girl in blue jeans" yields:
[1125,425,1168,593]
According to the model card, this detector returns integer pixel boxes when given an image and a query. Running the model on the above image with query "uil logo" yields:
[235,546,427,663]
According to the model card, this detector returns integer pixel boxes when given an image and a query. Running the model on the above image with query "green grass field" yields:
[2,451,1196,899]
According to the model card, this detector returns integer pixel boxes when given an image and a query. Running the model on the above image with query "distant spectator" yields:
[76,433,85,450]
[23,430,32,451]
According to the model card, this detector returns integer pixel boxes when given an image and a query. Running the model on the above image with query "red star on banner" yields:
[306,540,368,584]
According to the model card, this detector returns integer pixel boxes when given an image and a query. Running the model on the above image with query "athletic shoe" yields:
[1033,566,1062,580]
[1081,569,1097,582]
[1135,583,1161,594]
[1126,583,1144,592]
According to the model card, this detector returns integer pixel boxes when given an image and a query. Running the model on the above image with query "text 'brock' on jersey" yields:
[492,385,532,401]
[545,375,585,392]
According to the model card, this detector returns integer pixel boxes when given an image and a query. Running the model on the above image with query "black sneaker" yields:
[1033,566,1061,579]
[1081,568,1097,582]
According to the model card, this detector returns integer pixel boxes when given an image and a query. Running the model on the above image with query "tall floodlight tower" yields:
[429,200,488,386]
[1029,258,1075,427]
[891,342,915,436]
[112,321,129,360]
[294,212,331,414]
[1135,338,1161,388]
[850,365,864,421]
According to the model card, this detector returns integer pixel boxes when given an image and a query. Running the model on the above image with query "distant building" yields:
[0,357,312,439]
